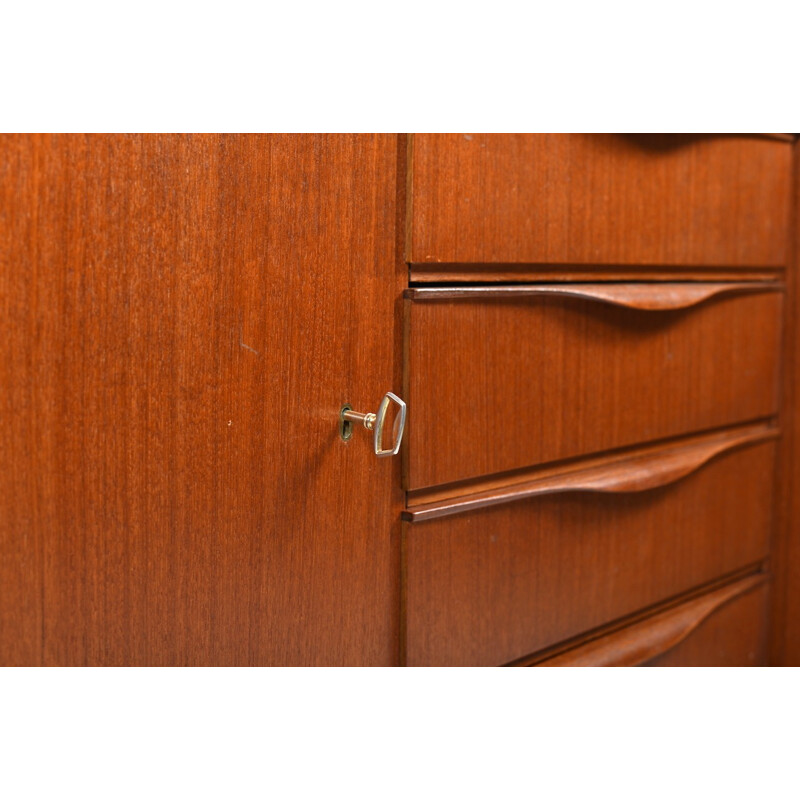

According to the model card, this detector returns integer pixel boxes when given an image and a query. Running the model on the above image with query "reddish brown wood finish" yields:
[408,134,792,273]
[535,573,767,667]
[0,134,404,666]
[403,440,775,667]
[405,286,782,490]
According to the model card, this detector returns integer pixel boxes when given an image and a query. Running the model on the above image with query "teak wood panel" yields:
[403,440,775,667]
[533,573,767,667]
[408,133,792,273]
[644,582,768,667]
[0,134,404,666]
[405,286,782,490]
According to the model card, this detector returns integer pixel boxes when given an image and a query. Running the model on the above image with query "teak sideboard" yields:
[2,133,799,666]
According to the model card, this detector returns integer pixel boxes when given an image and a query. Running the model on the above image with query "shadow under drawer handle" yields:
[405,281,783,310]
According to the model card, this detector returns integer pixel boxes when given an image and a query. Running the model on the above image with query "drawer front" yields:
[403,440,775,667]
[408,134,791,273]
[405,284,782,491]
[534,574,768,667]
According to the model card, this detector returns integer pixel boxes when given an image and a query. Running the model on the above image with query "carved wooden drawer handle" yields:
[405,281,782,310]
[532,573,768,667]
[403,423,777,522]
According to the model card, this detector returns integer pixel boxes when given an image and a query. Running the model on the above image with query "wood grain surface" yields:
[408,133,792,272]
[535,573,767,667]
[403,440,775,666]
[0,134,405,665]
[405,285,782,490]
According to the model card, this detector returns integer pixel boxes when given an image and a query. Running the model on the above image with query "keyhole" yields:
[340,405,353,441]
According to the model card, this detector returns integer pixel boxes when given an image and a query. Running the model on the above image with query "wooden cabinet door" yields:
[0,134,404,665]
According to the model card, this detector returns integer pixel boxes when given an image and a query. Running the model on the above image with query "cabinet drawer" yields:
[405,284,782,491]
[402,438,775,667]
[408,134,792,276]
[533,574,768,667]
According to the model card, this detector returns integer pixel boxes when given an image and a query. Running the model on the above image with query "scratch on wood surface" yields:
[236,311,260,355]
